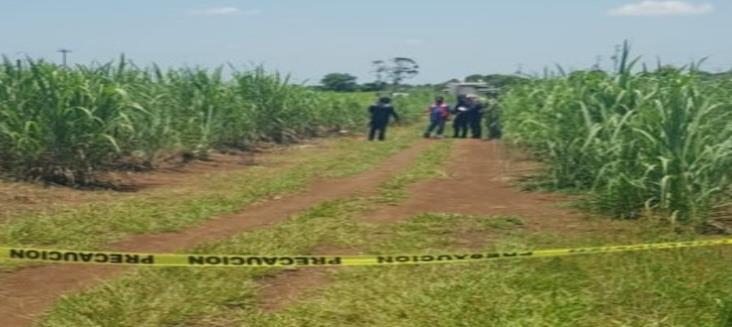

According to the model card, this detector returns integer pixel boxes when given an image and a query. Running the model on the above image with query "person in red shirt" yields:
[423,96,450,138]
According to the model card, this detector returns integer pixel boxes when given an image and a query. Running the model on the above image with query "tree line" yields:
[318,57,419,92]
[317,57,530,93]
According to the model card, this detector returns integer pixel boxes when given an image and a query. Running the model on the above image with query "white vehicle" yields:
[444,82,499,97]
[391,92,410,97]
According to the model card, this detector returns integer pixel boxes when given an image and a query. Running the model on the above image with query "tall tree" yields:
[387,57,419,85]
[371,57,420,87]
[371,60,387,84]
[320,73,358,92]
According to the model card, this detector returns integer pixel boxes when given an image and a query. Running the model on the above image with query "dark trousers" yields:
[469,114,483,139]
[453,115,468,138]
[369,122,387,141]
[424,120,445,137]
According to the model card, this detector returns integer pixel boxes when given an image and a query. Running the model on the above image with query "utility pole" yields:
[57,48,72,67]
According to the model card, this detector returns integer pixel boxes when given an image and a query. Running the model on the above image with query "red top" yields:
[427,103,450,120]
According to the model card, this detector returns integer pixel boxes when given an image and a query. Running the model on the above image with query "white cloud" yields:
[608,1,713,16]
[188,7,262,16]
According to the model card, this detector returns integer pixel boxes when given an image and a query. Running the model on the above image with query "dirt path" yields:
[0,141,432,327]
[258,140,631,310]
[365,140,605,233]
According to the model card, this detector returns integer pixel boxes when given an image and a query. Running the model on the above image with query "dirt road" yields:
[0,139,628,326]
[257,140,628,310]
[0,141,431,327]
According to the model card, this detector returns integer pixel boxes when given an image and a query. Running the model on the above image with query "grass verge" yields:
[0,126,420,250]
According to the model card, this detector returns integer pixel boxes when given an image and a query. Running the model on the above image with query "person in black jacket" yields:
[368,97,400,141]
[452,94,469,138]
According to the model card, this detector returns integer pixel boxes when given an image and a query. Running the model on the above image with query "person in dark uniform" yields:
[466,94,484,139]
[368,96,400,141]
[452,94,469,138]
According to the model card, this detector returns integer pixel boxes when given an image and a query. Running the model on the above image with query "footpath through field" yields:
[3,137,730,326]
[215,141,730,327]
[256,139,630,311]
[366,140,589,228]
[0,139,432,327]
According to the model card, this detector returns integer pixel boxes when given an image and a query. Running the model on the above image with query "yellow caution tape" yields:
[1,238,731,268]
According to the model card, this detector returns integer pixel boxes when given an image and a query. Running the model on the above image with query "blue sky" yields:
[1,1,730,83]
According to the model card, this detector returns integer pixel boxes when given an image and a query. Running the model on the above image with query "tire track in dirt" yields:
[364,140,588,230]
[257,140,632,311]
[0,141,432,327]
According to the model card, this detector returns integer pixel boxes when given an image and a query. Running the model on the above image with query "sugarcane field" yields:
[2,1,732,326]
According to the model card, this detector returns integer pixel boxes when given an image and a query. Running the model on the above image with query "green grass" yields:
[0,126,422,251]
[380,139,452,203]
[37,199,365,327]
[31,134,732,326]
[228,218,732,327]
[35,135,454,327]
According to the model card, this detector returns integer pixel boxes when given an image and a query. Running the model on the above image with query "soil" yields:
[364,140,596,232]
[0,140,432,327]
[257,269,334,313]
[0,139,637,325]
[254,139,636,311]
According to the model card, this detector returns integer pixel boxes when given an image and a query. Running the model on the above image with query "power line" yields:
[57,48,72,67]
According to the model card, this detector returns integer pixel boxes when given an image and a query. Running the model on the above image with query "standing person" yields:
[423,96,450,138]
[452,94,469,138]
[466,94,484,139]
[368,96,400,141]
